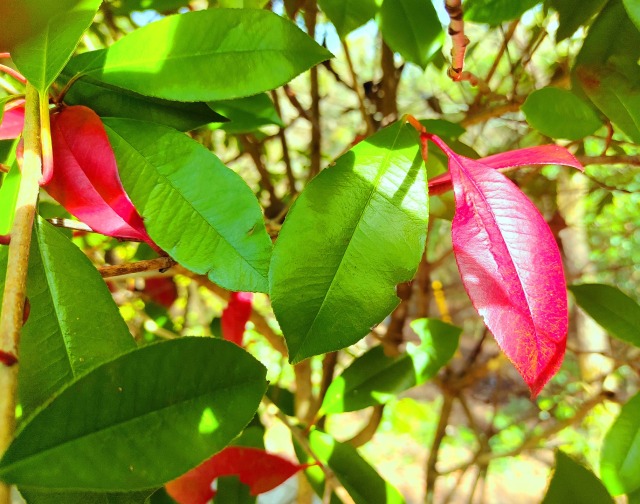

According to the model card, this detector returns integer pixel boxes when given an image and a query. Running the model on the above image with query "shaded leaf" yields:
[299,430,405,504]
[11,0,102,92]
[270,122,427,363]
[46,106,155,245]
[108,0,191,14]
[378,0,443,69]
[320,319,460,414]
[542,451,613,504]
[266,385,295,417]
[80,9,333,101]
[548,0,608,41]
[20,489,154,504]
[0,217,136,414]
[317,0,378,38]
[600,392,640,496]
[215,476,254,504]
[464,0,540,24]
[221,292,253,346]
[623,0,640,30]
[0,338,268,491]
[428,135,578,396]
[569,284,640,348]
[576,66,640,144]
[166,447,306,503]
[209,94,283,134]
[522,87,602,140]
[104,118,272,293]
[0,99,24,140]
[60,53,227,131]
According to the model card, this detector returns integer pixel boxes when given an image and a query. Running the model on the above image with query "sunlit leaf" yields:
[542,451,613,503]
[317,0,378,38]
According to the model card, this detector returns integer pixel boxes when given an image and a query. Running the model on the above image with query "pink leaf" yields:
[143,277,178,308]
[221,292,253,346]
[428,135,579,397]
[0,98,24,140]
[428,144,583,196]
[165,446,308,504]
[46,105,156,247]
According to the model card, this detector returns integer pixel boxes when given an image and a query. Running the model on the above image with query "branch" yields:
[577,155,640,166]
[271,90,298,196]
[304,0,322,179]
[98,256,177,279]
[0,84,42,504]
[425,391,455,504]
[341,39,375,135]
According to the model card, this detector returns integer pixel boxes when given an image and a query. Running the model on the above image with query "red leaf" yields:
[46,105,156,246]
[428,135,580,397]
[221,292,253,346]
[143,277,178,308]
[0,98,24,139]
[165,446,307,504]
[428,144,583,196]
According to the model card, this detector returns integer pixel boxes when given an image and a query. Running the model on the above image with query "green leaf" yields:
[464,0,540,24]
[11,0,102,92]
[81,9,333,101]
[108,0,191,15]
[209,94,283,134]
[574,0,640,80]
[20,489,154,504]
[0,218,136,414]
[379,0,443,69]
[270,121,427,363]
[318,0,378,38]
[215,476,255,504]
[59,53,227,132]
[214,0,270,7]
[576,66,640,144]
[300,430,405,504]
[103,118,272,293]
[542,451,613,503]
[623,0,640,30]
[521,87,602,140]
[629,487,640,504]
[600,392,640,496]
[320,319,460,414]
[548,0,608,41]
[0,338,267,491]
[568,284,640,348]
[0,159,20,235]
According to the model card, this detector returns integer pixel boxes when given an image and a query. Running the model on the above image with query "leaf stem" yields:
[0,83,42,504]
[0,64,26,84]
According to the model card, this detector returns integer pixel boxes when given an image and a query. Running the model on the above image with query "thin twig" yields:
[271,90,298,195]
[98,257,177,279]
[0,84,42,504]
[425,392,455,504]
[341,39,375,135]
[0,64,26,84]
[282,84,310,121]
[304,1,322,179]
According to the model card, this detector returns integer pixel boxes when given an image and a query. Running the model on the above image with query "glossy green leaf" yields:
[301,430,405,504]
[378,0,443,69]
[80,9,333,101]
[59,53,227,131]
[0,160,20,235]
[270,122,427,363]
[522,87,602,140]
[542,451,613,504]
[600,392,640,495]
[0,338,268,491]
[0,218,136,414]
[216,476,255,504]
[320,319,460,414]
[464,0,540,24]
[215,0,270,7]
[20,489,154,504]
[548,0,608,41]
[574,0,640,80]
[11,0,102,92]
[318,0,378,38]
[576,66,640,144]
[108,0,191,14]
[623,0,640,30]
[104,118,272,293]
[209,94,283,134]
[569,284,640,348]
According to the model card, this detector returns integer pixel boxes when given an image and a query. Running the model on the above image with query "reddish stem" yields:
[0,235,10,246]
[0,54,10,60]
[0,64,26,84]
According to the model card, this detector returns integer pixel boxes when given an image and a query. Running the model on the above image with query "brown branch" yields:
[577,155,640,166]
[425,391,455,504]
[175,265,288,355]
[461,100,524,126]
[271,90,298,196]
[283,84,310,121]
[0,84,42,504]
[238,134,282,216]
[98,257,177,279]
[347,405,384,447]
[341,39,375,135]
[304,0,322,179]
